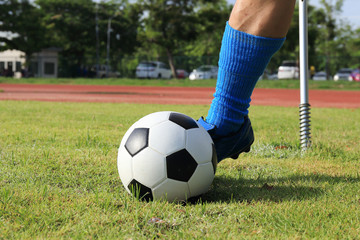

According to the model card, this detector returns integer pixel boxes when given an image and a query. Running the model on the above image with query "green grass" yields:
[1,76,360,90]
[1,101,359,239]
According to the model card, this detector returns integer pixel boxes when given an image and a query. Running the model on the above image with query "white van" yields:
[93,64,120,78]
[277,60,299,79]
[136,61,172,79]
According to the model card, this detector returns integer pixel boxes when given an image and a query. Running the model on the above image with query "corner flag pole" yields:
[299,0,311,150]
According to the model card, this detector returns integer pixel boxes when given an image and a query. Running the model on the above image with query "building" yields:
[30,48,60,78]
[0,48,59,78]
[0,50,25,78]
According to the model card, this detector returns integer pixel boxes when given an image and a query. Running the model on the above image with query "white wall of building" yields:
[0,50,26,78]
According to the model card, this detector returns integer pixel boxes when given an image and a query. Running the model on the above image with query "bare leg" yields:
[229,0,296,38]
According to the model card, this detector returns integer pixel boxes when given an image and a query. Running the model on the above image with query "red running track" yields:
[0,83,359,108]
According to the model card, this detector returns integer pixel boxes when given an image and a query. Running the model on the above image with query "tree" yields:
[34,0,141,77]
[0,0,48,65]
[268,4,322,73]
[185,1,230,57]
[345,27,360,66]
[315,0,345,78]
[138,0,205,78]
[35,0,97,72]
[97,1,142,71]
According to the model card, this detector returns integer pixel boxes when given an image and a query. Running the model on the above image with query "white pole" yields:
[299,0,309,104]
[299,0,311,150]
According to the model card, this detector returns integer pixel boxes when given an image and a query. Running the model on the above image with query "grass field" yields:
[1,76,360,90]
[1,100,359,239]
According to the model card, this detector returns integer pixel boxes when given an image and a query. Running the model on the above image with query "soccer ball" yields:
[117,111,217,202]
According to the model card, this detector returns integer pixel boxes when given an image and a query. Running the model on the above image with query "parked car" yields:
[135,61,172,79]
[266,71,278,80]
[176,69,189,79]
[259,70,277,80]
[189,65,218,80]
[350,69,360,82]
[312,71,327,81]
[93,64,120,78]
[277,60,299,79]
[333,68,353,81]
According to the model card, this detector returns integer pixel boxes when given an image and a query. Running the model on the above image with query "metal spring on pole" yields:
[299,103,311,150]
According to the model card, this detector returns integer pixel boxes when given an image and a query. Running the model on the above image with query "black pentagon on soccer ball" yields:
[211,143,217,174]
[128,179,153,201]
[169,112,198,130]
[166,149,198,182]
[125,128,149,157]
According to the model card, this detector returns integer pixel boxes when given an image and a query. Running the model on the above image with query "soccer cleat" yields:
[198,116,254,162]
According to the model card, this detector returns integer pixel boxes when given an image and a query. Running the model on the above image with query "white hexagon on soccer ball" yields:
[133,111,171,129]
[149,121,186,155]
[152,179,190,202]
[187,162,215,197]
[132,148,167,189]
[186,128,213,164]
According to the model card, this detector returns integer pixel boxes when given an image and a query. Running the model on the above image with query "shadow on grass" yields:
[190,173,360,204]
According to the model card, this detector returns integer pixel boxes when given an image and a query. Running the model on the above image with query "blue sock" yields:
[206,22,285,136]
